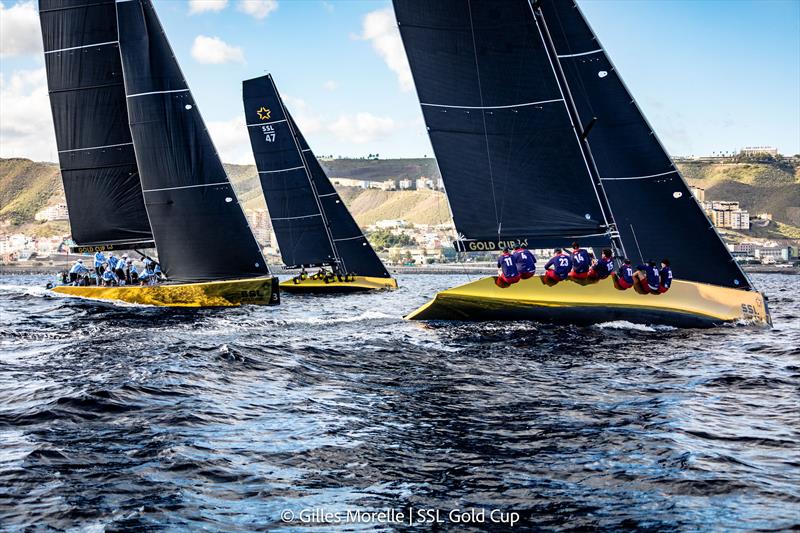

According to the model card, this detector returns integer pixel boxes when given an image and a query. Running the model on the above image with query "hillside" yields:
[676,161,800,227]
[2,156,798,239]
[0,158,62,225]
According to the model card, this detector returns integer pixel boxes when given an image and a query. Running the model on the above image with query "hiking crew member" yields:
[68,259,89,284]
[544,248,572,283]
[496,247,522,287]
[93,251,106,281]
[101,265,118,286]
[589,248,614,280]
[114,254,128,284]
[634,260,661,294]
[568,241,592,280]
[128,260,139,284]
[659,259,673,293]
[512,244,536,279]
[615,259,635,289]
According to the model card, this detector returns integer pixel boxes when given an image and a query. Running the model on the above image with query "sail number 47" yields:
[261,124,275,142]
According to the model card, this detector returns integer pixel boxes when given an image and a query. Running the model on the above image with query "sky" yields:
[0,0,798,165]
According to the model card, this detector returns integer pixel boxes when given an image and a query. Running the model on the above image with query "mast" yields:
[528,0,625,259]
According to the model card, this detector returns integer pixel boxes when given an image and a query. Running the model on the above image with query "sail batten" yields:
[242,75,391,278]
[116,0,268,283]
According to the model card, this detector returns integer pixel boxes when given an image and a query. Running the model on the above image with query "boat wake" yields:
[593,320,677,332]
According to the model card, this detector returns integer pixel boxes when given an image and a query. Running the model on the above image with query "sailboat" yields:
[241,74,397,293]
[394,0,771,327]
[39,0,278,307]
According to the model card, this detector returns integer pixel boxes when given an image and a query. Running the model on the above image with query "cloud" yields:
[282,96,323,134]
[328,112,396,144]
[0,68,57,162]
[322,80,338,91]
[191,35,245,64]
[321,1,334,13]
[237,0,277,19]
[357,7,413,92]
[206,114,256,165]
[0,1,43,57]
[188,0,229,14]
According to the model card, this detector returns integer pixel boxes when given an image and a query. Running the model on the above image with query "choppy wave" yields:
[0,273,798,531]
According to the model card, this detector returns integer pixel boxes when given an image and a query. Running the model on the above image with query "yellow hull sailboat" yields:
[51,277,279,307]
[242,75,397,295]
[393,0,772,328]
[280,275,398,294]
[41,0,279,308]
[405,275,770,328]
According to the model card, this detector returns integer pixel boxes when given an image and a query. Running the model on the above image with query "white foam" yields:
[594,320,676,332]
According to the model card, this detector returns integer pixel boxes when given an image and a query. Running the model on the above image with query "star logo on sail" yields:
[256,107,271,121]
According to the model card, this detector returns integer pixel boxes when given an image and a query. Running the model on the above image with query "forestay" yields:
[393,0,612,252]
[243,75,390,278]
[39,0,153,249]
[536,0,751,290]
[116,0,268,282]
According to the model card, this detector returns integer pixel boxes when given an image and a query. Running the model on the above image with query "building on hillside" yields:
[248,209,272,245]
[34,203,69,222]
[379,179,396,191]
[436,178,445,191]
[756,213,772,221]
[740,146,778,156]
[689,186,705,202]
[755,246,790,263]
[398,179,413,190]
[331,178,369,189]
[415,177,434,190]
[703,201,750,230]
[375,219,409,229]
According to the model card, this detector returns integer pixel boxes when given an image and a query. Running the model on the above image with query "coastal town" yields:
[2,148,799,272]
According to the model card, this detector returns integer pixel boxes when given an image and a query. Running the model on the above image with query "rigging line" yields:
[629,224,644,264]
[45,40,118,54]
[466,0,500,235]
[601,170,677,181]
[59,142,133,154]
[557,49,603,58]
[247,119,287,127]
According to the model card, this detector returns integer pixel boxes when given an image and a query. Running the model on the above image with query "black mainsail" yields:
[394,0,751,290]
[243,75,391,278]
[393,0,615,252]
[535,0,751,290]
[39,0,153,249]
[116,0,268,282]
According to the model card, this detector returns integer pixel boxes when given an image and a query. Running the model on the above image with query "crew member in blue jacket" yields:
[614,258,634,290]
[512,244,536,279]
[544,248,572,283]
[107,253,118,272]
[589,248,614,281]
[634,260,661,294]
[496,247,521,287]
[68,259,89,284]
[93,251,106,280]
[101,264,118,286]
[568,241,592,280]
[659,259,673,293]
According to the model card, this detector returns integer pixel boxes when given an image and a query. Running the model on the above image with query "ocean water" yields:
[0,273,798,531]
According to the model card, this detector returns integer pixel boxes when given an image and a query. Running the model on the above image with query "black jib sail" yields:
[534,0,751,290]
[39,0,153,249]
[116,0,268,282]
[243,75,391,278]
[393,0,616,252]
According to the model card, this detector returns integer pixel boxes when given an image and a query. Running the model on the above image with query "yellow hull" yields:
[405,275,771,328]
[280,275,398,294]
[51,276,279,307]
